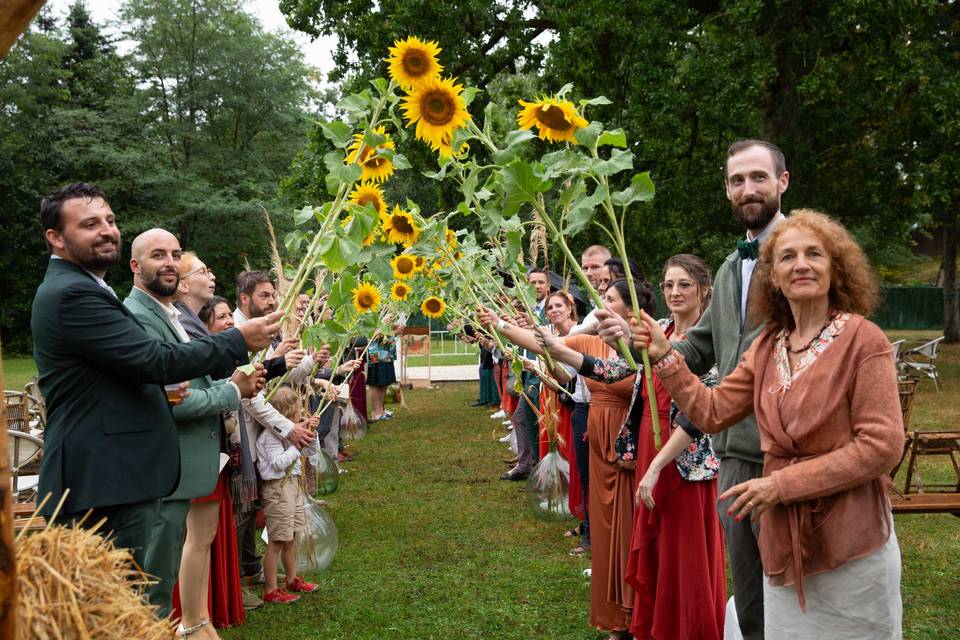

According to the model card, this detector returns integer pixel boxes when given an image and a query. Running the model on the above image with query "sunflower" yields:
[345,127,395,183]
[517,97,589,143]
[402,76,472,150]
[348,182,387,216]
[381,205,421,246]
[391,254,417,279]
[444,228,459,249]
[421,295,447,319]
[413,255,427,272]
[352,282,382,314]
[388,36,443,90]
[390,281,411,302]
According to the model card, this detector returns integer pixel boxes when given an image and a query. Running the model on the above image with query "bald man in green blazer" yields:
[123,228,263,616]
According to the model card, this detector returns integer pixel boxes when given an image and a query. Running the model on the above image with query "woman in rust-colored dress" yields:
[479,278,658,639]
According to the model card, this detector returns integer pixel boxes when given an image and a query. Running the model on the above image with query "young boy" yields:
[258,386,320,603]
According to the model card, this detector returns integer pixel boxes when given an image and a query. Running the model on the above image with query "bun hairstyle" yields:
[608,278,657,316]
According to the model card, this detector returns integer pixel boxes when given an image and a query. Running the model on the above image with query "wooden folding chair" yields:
[890,379,919,486]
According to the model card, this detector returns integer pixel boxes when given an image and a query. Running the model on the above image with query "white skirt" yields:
[764,528,902,639]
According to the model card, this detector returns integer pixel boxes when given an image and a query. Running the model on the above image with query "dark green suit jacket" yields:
[124,287,240,500]
[31,258,249,516]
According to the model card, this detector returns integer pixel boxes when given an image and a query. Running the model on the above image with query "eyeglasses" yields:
[660,280,695,293]
[184,266,214,279]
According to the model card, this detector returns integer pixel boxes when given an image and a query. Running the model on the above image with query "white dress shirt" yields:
[740,212,785,327]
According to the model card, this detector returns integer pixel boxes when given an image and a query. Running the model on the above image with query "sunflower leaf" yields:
[502,159,552,216]
[320,121,354,148]
[391,153,412,170]
[612,172,656,207]
[284,229,306,253]
[556,83,575,99]
[493,129,535,165]
[462,87,482,107]
[597,128,628,148]
[504,228,524,269]
[574,121,603,148]
[293,206,315,226]
[564,184,609,236]
[363,130,387,148]
[332,163,363,186]
[580,96,613,106]
[370,77,389,96]
[336,92,371,118]
[321,237,349,272]
[461,169,479,205]
[588,148,634,177]
[541,149,588,179]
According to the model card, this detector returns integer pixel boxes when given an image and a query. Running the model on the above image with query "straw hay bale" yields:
[16,522,174,639]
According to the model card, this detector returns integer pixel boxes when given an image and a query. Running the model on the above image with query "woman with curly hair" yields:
[633,210,904,638]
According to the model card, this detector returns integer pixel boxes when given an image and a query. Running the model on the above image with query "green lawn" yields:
[4,335,960,639]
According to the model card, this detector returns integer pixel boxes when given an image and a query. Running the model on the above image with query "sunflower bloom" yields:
[517,97,589,143]
[390,281,411,302]
[352,282,382,314]
[345,127,396,183]
[421,295,447,319]
[381,205,421,246]
[444,228,459,249]
[348,183,387,217]
[402,76,472,150]
[414,255,427,272]
[387,36,443,90]
[391,254,417,279]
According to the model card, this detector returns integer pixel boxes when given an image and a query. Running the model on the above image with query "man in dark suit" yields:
[31,182,281,575]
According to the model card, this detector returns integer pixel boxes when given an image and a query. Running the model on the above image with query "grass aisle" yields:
[223,382,595,640]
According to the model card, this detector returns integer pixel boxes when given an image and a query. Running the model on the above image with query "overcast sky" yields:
[43,0,338,82]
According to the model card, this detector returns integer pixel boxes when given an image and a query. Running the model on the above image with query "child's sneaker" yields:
[263,588,300,604]
[285,576,319,593]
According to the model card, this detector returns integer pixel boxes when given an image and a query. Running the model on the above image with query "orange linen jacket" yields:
[657,314,904,608]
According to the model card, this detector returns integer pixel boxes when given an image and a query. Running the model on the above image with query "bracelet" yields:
[651,349,681,373]
[497,318,507,331]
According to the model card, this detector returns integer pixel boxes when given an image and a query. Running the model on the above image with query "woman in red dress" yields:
[534,291,584,522]
[628,254,725,640]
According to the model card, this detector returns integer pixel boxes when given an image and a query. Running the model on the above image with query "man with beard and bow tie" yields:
[598,140,789,640]
[30,183,281,589]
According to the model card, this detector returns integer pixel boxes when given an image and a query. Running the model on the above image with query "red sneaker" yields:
[286,576,319,593]
[263,588,300,604]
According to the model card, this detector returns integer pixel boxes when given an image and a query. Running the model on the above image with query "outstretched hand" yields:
[595,309,631,348]
[533,326,559,352]
[631,310,672,361]
[476,305,500,329]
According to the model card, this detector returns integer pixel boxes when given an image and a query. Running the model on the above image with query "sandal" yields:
[563,526,579,539]
[569,545,589,556]
[177,619,210,637]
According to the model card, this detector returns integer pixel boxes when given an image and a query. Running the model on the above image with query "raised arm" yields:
[633,310,755,434]
[475,305,545,355]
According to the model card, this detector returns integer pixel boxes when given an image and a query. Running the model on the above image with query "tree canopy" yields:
[0,0,317,351]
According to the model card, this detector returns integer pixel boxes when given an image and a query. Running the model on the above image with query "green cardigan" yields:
[124,287,241,500]
[31,258,248,516]
[672,249,765,464]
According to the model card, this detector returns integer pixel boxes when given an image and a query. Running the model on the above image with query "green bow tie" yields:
[737,238,759,260]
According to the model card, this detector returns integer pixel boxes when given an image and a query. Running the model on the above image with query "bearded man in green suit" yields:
[123,228,264,618]
[31,183,280,604]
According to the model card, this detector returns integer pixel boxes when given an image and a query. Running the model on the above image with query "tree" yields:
[280,0,949,324]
